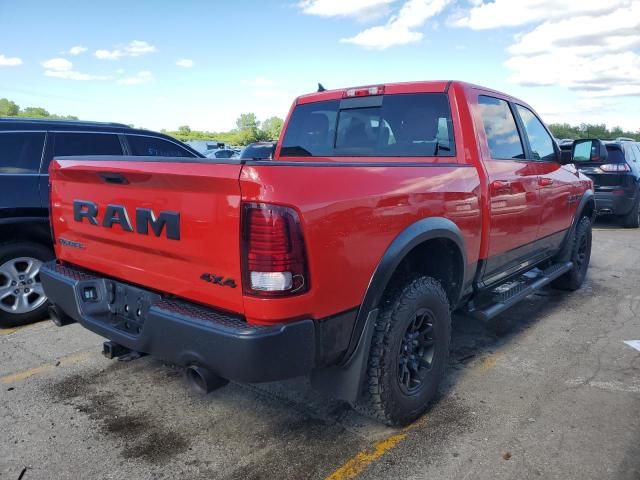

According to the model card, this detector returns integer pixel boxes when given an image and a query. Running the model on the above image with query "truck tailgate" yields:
[49,158,245,315]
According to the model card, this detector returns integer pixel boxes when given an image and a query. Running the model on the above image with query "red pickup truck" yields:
[41,81,595,426]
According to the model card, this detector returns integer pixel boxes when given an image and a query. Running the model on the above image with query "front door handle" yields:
[538,177,554,187]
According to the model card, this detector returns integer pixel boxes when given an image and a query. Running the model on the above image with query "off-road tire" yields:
[621,194,640,229]
[356,276,451,427]
[552,216,592,291]
[0,242,54,328]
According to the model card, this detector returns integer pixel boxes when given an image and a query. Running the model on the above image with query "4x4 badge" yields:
[200,273,237,289]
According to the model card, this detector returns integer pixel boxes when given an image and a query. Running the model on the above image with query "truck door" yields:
[474,94,544,286]
[513,104,575,246]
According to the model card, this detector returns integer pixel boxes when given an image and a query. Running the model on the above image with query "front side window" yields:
[127,135,193,157]
[281,93,455,157]
[477,96,524,160]
[515,105,556,161]
[0,132,45,174]
[53,133,123,157]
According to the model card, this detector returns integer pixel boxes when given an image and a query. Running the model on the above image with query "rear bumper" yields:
[40,261,325,383]
[595,190,637,215]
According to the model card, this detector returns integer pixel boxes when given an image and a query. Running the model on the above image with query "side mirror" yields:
[571,139,608,164]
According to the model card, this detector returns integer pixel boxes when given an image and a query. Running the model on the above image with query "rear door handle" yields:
[538,177,554,187]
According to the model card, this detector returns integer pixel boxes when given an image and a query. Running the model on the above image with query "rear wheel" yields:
[356,276,451,426]
[0,242,54,328]
[552,216,592,291]
[621,194,640,228]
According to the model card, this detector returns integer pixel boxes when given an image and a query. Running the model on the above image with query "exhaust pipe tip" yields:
[48,306,74,327]
[185,365,229,394]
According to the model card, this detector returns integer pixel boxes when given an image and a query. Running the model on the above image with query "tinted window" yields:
[478,96,524,160]
[606,146,625,163]
[54,133,123,157]
[127,135,193,157]
[0,132,45,174]
[281,93,455,157]
[515,105,556,161]
[634,144,640,159]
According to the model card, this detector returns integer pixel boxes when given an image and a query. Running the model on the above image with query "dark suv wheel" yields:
[356,276,451,426]
[621,194,640,228]
[0,242,54,328]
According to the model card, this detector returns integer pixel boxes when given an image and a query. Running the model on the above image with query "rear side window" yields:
[478,96,524,160]
[127,135,193,157]
[0,132,45,174]
[53,133,123,156]
[606,146,625,163]
[281,93,455,157]
[515,104,556,161]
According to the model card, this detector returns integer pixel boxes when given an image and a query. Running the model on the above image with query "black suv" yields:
[0,118,202,327]
[561,139,640,228]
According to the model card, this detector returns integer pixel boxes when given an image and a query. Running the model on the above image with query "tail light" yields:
[241,203,309,297]
[600,163,631,172]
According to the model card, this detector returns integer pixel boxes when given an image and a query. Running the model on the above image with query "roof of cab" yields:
[294,80,530,107]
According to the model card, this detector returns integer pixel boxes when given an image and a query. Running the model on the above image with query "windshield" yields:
[281,93,455,157]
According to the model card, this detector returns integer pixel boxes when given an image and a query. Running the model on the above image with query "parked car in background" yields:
[185,140,226,154]
[239,141,276,160]
[205,148,238,159]
[0,118,202,327]
[561,138,640,227]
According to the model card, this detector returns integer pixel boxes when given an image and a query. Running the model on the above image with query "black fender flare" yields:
[557,189,595,262]
[310,217,467,403]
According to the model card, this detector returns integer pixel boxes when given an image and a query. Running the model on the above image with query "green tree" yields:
[20,107,51,118]
[178,125,191,134]
[0,98,19,116]
[261,116,284,140]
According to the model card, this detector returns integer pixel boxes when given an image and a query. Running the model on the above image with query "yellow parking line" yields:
[476,352,503,373]
[325,415,429,480]
[0,350,94,384]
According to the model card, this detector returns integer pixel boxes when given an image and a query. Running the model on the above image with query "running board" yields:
[468,261,573,322]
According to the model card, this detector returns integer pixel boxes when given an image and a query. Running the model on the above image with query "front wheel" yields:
[356,276,451,426]
[552,216,592,291]
[0,242,54,328]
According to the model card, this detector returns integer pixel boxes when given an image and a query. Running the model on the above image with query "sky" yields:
[1,0,639,132]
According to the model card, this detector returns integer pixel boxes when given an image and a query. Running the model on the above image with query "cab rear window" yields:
[280,93,455,157]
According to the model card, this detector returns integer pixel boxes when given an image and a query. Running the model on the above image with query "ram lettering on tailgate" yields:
[73,199,180,240]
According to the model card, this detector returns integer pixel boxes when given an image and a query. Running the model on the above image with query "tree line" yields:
[2,97,638,143]
[162,113,284,145]
[0,98,78,120]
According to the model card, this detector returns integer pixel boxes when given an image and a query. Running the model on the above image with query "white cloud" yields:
[42,57,73,71]
[298,0,397,21]
[449,1,640,99]
[95,40,157,60]
[452,0,631,30]
[0,54,23,67]
[68,45,87,56]
[340,0,450,49]
[176,58,194,68]
[117,71,153,85]
[41,57,107,81]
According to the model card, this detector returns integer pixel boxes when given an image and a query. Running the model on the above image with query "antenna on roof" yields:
[317,83,326,92]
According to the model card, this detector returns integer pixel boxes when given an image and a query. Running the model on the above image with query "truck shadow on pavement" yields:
[43,283,594,480]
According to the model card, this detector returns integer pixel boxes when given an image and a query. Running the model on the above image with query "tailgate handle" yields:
[98,172,129,185]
